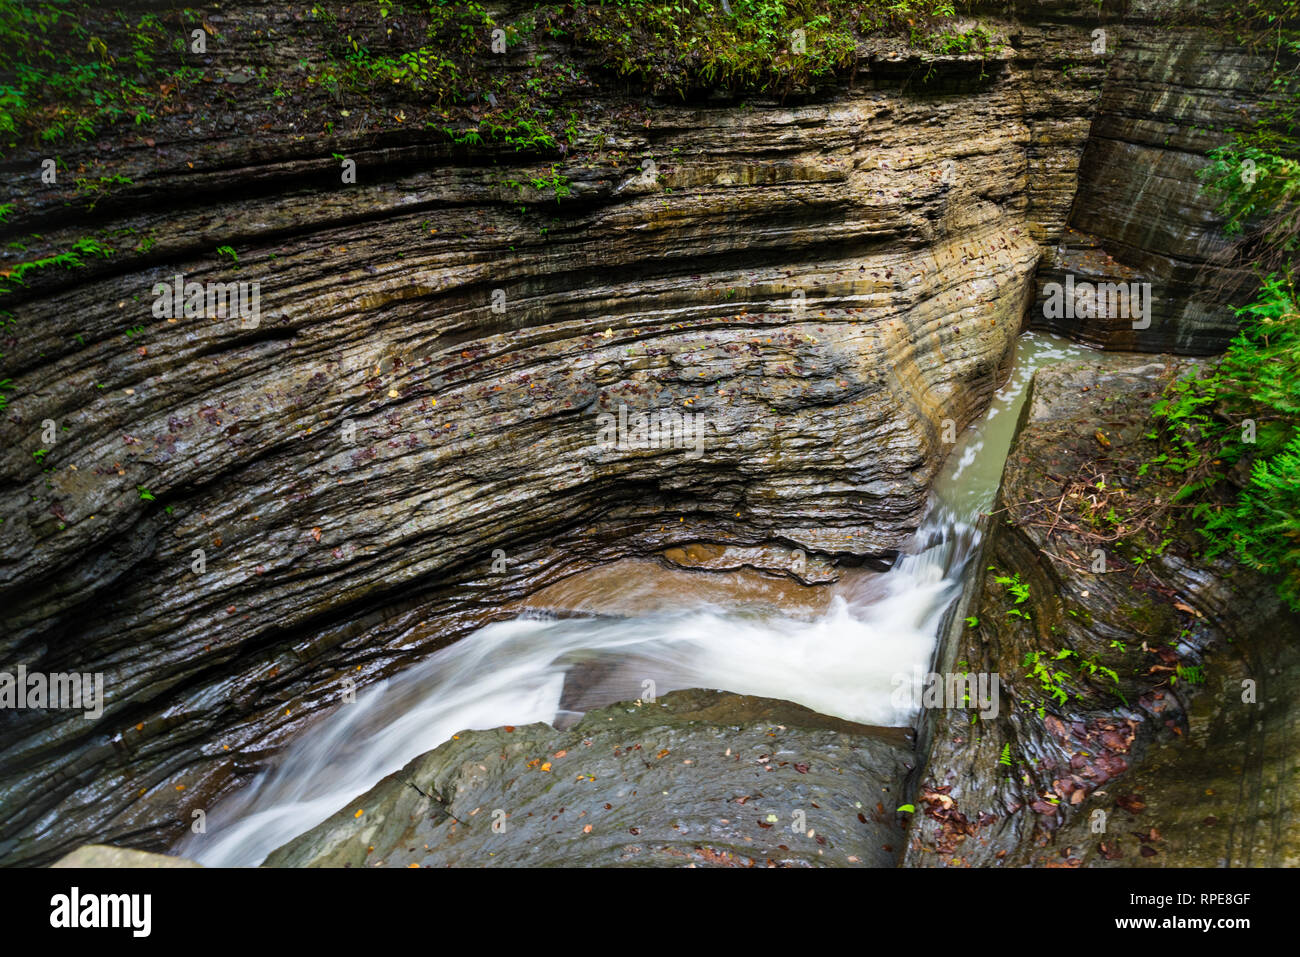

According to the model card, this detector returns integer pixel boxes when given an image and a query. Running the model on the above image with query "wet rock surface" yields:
[0,3,1110,865]
[661,542,839,585]
[906,357,1300,867]
[50,844,203,869]
[1031,0,1280,353]
[263,688,912,867]
[522,556,836,620]
[0,0,1272,867]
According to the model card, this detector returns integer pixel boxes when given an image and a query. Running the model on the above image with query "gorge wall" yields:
[906,357,1300,867]
[0,0,1276,865]
[1030,0,1283,352]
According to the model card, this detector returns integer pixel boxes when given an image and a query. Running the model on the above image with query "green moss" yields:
[1118,597,1177,639]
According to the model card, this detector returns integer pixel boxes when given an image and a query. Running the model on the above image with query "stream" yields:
[179,331,1092,867]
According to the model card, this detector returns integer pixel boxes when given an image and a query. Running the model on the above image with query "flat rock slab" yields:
[51,845,202,868]
[521,556,834,620]
[264,689,912,867]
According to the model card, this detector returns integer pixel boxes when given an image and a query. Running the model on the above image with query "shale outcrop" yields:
[905,357,1300,867]
[1031,0,1282,353]
[0,0,1278,865]
[262,689,912,868]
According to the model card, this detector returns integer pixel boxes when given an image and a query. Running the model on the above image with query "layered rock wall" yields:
[1031,0,1290,351]
[905,357,1300,867]
[0,0,1266,865]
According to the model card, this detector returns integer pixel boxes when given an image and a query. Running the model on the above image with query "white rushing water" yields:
[180,332,1091,867]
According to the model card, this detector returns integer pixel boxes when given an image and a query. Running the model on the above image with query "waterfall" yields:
[179,332,1092,867]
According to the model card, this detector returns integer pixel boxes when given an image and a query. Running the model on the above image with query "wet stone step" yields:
[262,689,914,868]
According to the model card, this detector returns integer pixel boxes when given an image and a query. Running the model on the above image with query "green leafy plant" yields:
[1200,146,1300,241]
[1172,663,1206,686]
[994,572,1031,618]
[73,172,133,208]
[1022,651,1070,708]
[528,164,572,202]
[0,1,197,150]
[0,235,112,295]
[1152,273,1300,610]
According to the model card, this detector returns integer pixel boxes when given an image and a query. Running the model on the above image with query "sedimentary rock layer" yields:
[263,689,912,868]
[905,357,1300,867]
[2,0,1261,866]
[1031,0,1288,352]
